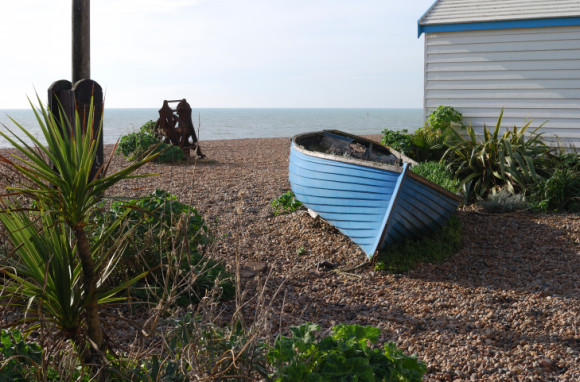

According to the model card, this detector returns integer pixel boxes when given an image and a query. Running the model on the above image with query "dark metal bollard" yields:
[48,79,104,181]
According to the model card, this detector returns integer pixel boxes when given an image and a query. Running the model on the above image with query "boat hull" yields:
[289,131,461,258]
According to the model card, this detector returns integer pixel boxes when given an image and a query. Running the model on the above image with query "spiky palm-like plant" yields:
[0,96,157,362]
[444,108,551,201]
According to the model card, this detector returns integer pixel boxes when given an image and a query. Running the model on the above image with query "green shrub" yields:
[558,152,580,170]
[117,121,185,163]
[267,323,426,382]
[113,314,268,380]
[444,108,551,202]
[526,151,580,211]
[169,314,268,379]
[0,329,44,381]
[374,215,462,274]
[408,126,449,162]
[410,161,460,193]
[531,168,580,211]
[93,189,233,304]
[406,106,463,162]
[427,105,463,132]
[380,129,413,155]
[271,191,303,216]
[380,106,463,162]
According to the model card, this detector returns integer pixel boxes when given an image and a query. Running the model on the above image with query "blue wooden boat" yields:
[289,130,462,258]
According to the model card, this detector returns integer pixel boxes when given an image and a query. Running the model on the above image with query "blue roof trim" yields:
[418,17,580,37]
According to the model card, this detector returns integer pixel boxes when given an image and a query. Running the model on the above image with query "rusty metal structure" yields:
[154,99,205,158]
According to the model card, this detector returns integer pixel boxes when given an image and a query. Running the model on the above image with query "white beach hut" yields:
[418,0,580,148]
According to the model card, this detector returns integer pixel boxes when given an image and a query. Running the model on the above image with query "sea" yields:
[0,108,423,149]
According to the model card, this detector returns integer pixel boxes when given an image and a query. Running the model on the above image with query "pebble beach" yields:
[1,137,579,381]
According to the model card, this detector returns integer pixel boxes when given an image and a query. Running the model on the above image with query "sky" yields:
[1,0,435,109]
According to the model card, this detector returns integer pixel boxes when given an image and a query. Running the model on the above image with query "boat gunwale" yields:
[291,131,407,173]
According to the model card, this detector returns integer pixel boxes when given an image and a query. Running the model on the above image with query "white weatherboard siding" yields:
[424,26,580,147]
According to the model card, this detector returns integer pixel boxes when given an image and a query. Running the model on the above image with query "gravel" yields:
[1,137,579,381]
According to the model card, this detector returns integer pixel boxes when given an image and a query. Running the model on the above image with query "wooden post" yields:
[72,0,90,83]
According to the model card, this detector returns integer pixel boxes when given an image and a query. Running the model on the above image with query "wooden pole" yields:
[72,0,90,83]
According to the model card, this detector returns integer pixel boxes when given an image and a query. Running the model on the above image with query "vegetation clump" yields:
[410,161,461,193]
[529,153,580,212]
[267,323,426,381]
[382,105,463,162]
[427,105,463,132]
[117,120,185,163]
[374,215,462,274]
[444,108,552,202]
[93,189,234,305]
[271,190,303,216]
[0,329,46,381]
[381,106,579,213]
[380,128,413,155]
[0,96,158,374]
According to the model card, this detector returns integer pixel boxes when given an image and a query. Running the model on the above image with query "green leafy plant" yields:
[444,108,551,202]
[531,168,580,211]
[267,323,426,381]
[408,126,457,162]
[116,314,268,380]
[380,129,413,155]
[427,105,463,132]
[410,161,461,193]
[0,329,43,381]
[0,96,156,364]
[374,215,462,273]
[526,151,580,211]
[93,189,233,304]
[380,106,462,162]
[117,120,185,163]
[166,314,268,379]
[271,191,303,216]
[407,106,463,162]
[0,205,138,340]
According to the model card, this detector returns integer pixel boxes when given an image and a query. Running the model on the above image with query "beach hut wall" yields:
[418,0,580,149]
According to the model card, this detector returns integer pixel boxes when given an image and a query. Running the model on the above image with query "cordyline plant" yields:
[444,108,552,201]
[0,96,158,366]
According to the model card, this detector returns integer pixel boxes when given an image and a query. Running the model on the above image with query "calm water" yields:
[0,108,423,149]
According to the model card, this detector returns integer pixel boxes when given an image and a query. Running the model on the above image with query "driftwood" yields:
[154,99,205,158]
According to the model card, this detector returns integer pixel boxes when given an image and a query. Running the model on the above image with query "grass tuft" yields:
[374,215,462,274]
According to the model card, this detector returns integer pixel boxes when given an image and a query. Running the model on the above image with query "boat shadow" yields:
[405,210,580,300]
